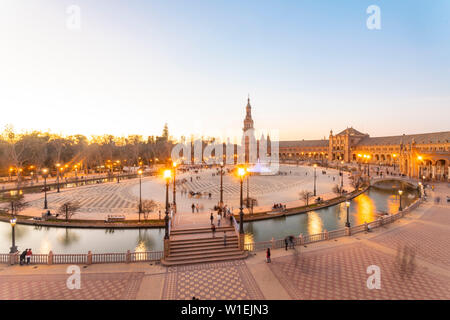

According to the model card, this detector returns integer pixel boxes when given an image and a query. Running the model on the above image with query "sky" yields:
[0,0,449,141]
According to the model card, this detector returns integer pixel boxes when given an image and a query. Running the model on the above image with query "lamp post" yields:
[9,218,18,254]
[345,201,351,228]
[137,169,143,221]
[246,172,250,208]
[172,162,177,213]
[219,162,224,208]
[238,167,246,234]
[56,163,61,192]
[313,164,317,196]
[164,169,171,239]
[398,190,403,211]
[340,160,344,194]
[418,182,422,199]
[42,168,48,209]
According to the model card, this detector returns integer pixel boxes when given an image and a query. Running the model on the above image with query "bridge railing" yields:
[243,198,422,252]
[1,250,164,265]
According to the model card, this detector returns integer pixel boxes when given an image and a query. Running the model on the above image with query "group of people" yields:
[272,203,286,210]
[19,248,33,265]
[190,203,204,213]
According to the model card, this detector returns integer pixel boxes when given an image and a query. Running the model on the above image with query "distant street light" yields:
[56,163,61,192]
[42,168,49,209]
[9,218,17,254]
[138,169,143,221]
[398,190,403,211]
[237,167,246,234]
[313,164,317,196]
[172,162,177,213]
[163,169,172,239]
[345,201,351,228]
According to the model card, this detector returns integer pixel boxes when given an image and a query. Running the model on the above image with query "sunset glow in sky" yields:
[1,0,449,141]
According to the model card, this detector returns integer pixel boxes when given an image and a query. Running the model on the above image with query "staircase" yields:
[161,226,247,266]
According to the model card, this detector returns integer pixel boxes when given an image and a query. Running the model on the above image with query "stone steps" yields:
[170,235,238,245]
[171,226,234,236]
[161,251,248,266]
[161,227,246,266]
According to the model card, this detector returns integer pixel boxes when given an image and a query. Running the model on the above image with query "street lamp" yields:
[418,182,422,199]
[398,190,403,211]
[345,201,351,228]
[163,169,172,239]
[172,162,177,213]
[42,168,48,209]
[219,162,224,208]
[313,164,317,196]
[237,167,246,234]
[9,218,17,254]
[340,160,344,194]
[138,169,143,221]
[56,163,61,192]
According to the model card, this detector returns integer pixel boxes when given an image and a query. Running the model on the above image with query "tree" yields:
[350,175,362,189]
[140,199,159,220]
[332,184,342,196]
[57,201,81,221]
[299,190,313,206]
[2,194,29,215]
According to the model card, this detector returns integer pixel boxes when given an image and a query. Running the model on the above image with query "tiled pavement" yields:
[161,261,265,300]
[370,212,450,268]
[267,242,450,299]
[1,184,449,300]
[0,272,144,300]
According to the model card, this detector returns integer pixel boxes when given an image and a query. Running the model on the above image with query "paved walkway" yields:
[1,183,449,300]
[3,164,351,222]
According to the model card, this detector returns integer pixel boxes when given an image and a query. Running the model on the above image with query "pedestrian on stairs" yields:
[210,212,214,225]
[211,223,216,238]
[217,213,221,227]
[266,248,271,263]
[191,203,195,213]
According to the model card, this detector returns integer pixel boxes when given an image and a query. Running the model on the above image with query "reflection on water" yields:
[307,211,323,234]
[353,193,376,225]
[0,223,164,254]
[245,184,418,242]
[0,183,417,253]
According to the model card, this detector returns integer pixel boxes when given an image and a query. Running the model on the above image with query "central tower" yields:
[243,97,254,131]
[242,96,256,163]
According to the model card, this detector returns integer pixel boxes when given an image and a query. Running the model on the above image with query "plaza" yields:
[0,183,449,300]
[5,164,351,222]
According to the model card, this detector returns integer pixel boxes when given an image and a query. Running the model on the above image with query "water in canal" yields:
[0,180,417,253]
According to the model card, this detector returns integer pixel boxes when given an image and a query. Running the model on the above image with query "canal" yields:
[0,180,417,254]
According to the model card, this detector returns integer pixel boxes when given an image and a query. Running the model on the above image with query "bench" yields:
[105,215,126,222]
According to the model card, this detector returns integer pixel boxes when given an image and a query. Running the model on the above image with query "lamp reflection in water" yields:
[307,211,323,235]
[352,193,376,225]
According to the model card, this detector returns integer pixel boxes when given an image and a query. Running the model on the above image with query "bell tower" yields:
[242,96,255,163]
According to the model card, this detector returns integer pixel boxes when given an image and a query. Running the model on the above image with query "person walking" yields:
[266,248,271,263]
[26,248,32,265]
[210,212,214,225]
[284,238,288,251]
[196,203,199,213]
[191,203,195,213]
[211,223,216,238]
[223,232,227,247]
[217,212,221,227]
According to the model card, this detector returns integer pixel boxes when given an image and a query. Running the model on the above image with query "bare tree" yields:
[332,184,342,196]
[140,199,159,220]
[57,201,81,221]
[299,190,313,206]
[1,194,29,215]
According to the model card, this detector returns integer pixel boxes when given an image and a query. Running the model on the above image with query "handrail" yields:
[243,198,422,252]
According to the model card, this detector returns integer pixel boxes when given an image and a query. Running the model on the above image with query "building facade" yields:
[278,127,450,181]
